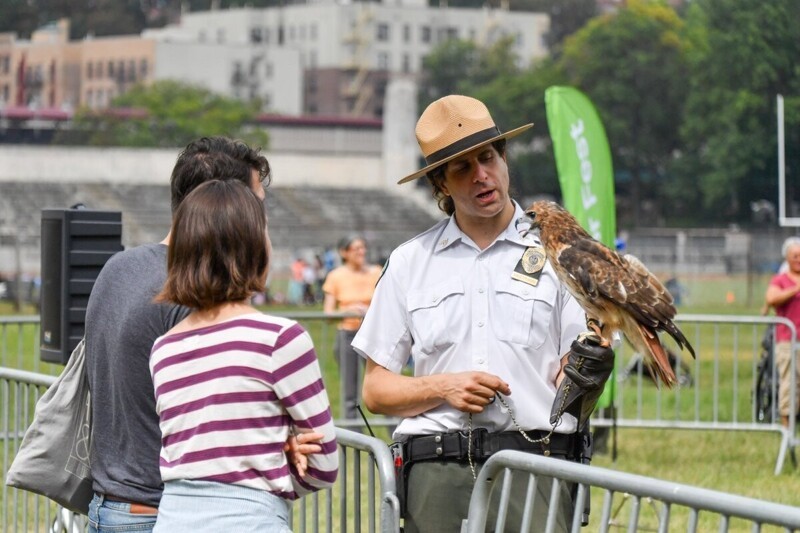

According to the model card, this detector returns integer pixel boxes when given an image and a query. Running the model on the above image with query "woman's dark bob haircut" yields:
[157,180,268,310]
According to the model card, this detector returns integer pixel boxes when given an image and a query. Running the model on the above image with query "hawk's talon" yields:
[580,318,610,348]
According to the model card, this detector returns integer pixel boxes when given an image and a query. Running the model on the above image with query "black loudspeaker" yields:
[40,207,123,364]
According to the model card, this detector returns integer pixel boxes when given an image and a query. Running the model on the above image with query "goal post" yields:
[777,94,800,227]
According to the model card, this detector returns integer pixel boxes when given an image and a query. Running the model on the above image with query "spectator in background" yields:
[764,236,800,428]
[302,257,318,305]
[150,180,337,531]
[322,235,382,421]
[85,137,270,533]
[288,257,306,305]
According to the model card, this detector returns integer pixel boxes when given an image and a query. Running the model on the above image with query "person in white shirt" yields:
[352,95,614,532]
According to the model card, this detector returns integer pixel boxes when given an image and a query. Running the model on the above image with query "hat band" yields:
[424,126,501,166]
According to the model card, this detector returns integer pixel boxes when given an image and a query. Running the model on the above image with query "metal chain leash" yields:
[465,357,584,480]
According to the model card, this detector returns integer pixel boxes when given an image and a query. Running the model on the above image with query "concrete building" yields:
[0,19,156,111]
[145,1,550,117]
[2,3,549,118]
[153,41,303,115]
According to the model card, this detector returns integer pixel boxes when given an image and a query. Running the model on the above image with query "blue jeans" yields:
[88,493,157,532]
[154,479,291,532]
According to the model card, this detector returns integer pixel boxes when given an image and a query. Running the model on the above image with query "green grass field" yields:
[1,273,798,531]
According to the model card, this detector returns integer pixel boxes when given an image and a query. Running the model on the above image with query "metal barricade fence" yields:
[592,314,798,475]
[1,369,400,532]
[3,312,800,529]
[0,316,61,376]
[0,313,397,428]
[463,450,800,532]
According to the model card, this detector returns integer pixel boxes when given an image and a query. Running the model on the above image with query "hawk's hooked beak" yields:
[515,213,537,239]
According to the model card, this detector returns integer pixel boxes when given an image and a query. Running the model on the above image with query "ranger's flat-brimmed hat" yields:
[398,94,533,184]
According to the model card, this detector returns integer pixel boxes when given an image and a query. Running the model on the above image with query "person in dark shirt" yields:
[84,137,270,533]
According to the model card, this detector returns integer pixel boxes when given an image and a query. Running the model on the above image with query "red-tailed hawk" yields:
[525,200,695,387]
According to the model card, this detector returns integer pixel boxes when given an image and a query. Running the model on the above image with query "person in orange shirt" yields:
[323,236,382,421]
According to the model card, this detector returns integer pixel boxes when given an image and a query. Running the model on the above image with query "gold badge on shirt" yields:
[511,246,546,287]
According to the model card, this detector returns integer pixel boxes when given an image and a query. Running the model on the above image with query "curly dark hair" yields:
[169,136,270,212]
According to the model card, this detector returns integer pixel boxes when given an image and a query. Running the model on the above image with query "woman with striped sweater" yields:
[149,180,338,532]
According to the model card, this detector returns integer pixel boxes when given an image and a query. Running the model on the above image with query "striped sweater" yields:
[149,313,338,500]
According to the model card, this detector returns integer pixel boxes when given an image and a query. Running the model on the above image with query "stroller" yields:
[754,325,778,424]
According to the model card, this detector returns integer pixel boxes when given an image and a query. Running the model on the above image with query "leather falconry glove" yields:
[549,332,615,431]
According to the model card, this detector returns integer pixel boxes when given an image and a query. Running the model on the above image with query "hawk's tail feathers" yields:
[636,324,677,388]
[663,321,696,359]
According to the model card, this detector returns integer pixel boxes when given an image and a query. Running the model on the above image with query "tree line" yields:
[419,0,800,227]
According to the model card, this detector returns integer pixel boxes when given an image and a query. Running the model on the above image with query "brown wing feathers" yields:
[527,200,696,387]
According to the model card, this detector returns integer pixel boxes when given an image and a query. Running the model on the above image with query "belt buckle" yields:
[467,428,488,460]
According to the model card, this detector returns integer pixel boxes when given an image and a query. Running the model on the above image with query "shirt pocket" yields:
[406,278,465,355]
[492,277,556,349]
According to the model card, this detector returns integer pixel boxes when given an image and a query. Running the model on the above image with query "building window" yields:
[265,62,273,78]
[128,60,136,81]
[140,59,148,79]
[377,51,389,70]
[402,53,410,73]
[0,56,8,74]
[263,93,271,108]
[309,50,317,69]
[421,26,431,43]
[251,27,263,43]
[217,28,226,43]
[299,26,306,40]
[377,23,389,42]
[310,24,317,40]
[96,61,103,78]
[442,27,458,40]
[403,24,410,43]
[2,84,9,102]
[87,62,93,79]
[86,89,93,106]
[108,61,114,77]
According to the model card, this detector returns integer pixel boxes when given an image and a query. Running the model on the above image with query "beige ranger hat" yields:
[398,94,533,184]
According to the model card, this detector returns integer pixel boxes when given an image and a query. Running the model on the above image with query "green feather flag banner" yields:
[545,85,617,410]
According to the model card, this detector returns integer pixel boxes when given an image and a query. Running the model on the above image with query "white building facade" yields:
[144,1,550,117]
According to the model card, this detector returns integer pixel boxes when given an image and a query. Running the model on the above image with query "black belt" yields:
[403,428,576,463]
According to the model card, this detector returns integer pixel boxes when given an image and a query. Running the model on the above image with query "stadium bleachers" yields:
[0,181,441,273]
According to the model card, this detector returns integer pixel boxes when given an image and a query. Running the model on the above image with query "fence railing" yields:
[0,365,399,533]
[3,312,798,471]
[3,313,800,530]
[0,313,398,428]
[463,450,800,532]
[592,314,798,475]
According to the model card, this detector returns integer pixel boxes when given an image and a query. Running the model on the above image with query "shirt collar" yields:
[433,201,541,252]
[434,216,465,252]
